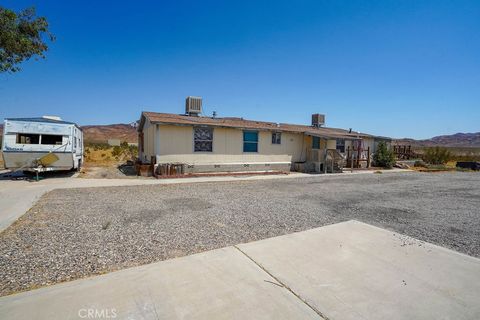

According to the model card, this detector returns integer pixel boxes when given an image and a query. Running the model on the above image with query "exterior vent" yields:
[311,114,325,127]
[185,96,202,116]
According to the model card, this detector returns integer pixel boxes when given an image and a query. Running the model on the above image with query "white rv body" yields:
[1,117,83,171]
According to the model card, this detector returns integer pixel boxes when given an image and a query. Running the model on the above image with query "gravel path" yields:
[1,171,479,296]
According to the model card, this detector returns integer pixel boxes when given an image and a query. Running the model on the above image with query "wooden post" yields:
[356,146,360,168]
[367,146,370,168]
[347,146,350,167]
[351,146,354,172]
[323,141,327,174]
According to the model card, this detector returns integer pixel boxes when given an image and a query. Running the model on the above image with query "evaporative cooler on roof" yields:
[185,96,202,116]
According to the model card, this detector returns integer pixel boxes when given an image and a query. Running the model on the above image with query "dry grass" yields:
[414,146,480,162]
[84,147,118,167]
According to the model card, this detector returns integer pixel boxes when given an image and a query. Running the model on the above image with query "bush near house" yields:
[111,141,137,160]
[414,160,426,167]
[85,142,110,151]
[423,147,452,165]
[373,141,395,168]
[84,141,138,164]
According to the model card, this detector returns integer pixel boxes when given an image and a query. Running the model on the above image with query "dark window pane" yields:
[243,131,258,142]
[312,136,320,149]
[194,141,213,152]
[194,127,213,141]
[272,132,281,144]
[336,138,345,152]
[16,134,40,144]
[41,134,63,145]
[194,127,213,152]
[243,142,258,152]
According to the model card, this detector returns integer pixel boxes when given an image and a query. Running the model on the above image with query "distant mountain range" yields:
[394,132,480,148]
[0,123,138,144]
[0,122,478,147]
[81,123,137,143]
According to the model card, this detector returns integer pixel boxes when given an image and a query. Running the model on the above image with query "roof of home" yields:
[140,112,390,141]
[5,117,79,126]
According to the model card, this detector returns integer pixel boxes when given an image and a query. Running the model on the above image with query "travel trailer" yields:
[1,116,83,172]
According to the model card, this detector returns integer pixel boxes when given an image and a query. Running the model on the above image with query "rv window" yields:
[41,135,63,145]
[194,127,213,152]
[16,134,40,144]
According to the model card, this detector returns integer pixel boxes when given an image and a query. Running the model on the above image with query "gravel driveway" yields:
[1,171,479,296]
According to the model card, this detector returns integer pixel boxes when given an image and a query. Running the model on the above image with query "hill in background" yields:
[82,123,137,143]
[1,122,478,147]
[394,132,480,148]
[0,123,138,144]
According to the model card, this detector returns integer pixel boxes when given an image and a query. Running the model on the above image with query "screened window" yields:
[243,131,258,152]
[194,127,213,152]
[41,134,63,145]
[312,136,320,149]
[16,133,40,144]
[272,132,281,144]
[336,139,345,153]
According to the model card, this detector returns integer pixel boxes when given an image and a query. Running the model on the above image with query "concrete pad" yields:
[0,247,319,320]
[237,220,480,320]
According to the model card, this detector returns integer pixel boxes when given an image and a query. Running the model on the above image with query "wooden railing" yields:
[346,146,370,168]
[393,145,418,160]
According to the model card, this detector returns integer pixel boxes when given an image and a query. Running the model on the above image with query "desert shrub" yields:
[85,142,110,151]
[111,146,122,157]
[423,147,452,165]
[127,144,138,158]
[414,160,426,167]
[373,141,395,168]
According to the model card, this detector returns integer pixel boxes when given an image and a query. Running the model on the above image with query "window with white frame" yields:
[194,127,213,152]
[272,132,281,144]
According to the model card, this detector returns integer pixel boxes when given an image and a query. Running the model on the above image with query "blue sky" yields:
[1,0,479,139]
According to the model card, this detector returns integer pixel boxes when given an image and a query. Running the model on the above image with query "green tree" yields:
[373,141,395,168]
[0,6,54,73]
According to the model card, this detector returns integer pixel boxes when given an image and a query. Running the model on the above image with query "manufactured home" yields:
[138,97,391,174]
[1,116,84,171]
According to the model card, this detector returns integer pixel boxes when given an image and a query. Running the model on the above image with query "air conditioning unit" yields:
[311,114,325,127]
[185,96,202,116]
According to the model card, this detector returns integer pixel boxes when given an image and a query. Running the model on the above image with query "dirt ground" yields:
[81,145,139,179]
[79,164,139,179]
[0,171,479,296]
